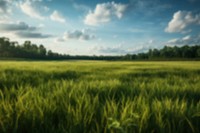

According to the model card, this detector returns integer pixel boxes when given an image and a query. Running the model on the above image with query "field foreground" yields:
[0,61,200,133]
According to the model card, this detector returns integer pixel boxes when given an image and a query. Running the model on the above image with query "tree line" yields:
[123,45,200,60]
[0,37,200,60]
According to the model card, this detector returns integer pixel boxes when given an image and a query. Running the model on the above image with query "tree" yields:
[38,45,47,57]
[197,47,200,57]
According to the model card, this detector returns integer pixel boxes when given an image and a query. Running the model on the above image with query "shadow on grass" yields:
[119,69,200,82]
[86,83,200,104]
[0,69,81,89]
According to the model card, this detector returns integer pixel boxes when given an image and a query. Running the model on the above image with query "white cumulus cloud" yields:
[166,35,200,45]
[165,10,200,33]
[50,10,66,23]
[20,1,45,20]
[84,2,127,26]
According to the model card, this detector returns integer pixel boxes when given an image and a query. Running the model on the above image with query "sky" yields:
[0,0,200,55]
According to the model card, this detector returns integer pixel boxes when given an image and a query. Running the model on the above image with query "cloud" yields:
[0,0,11,14]
[92,45,126,54]
[20,1,45,20]
[166,35,200,45]
[0,0,12,22]
[15,31,52,38]
[84,2,127,26]
[148,39,154,44]
[55,37,65,43]
[50,10,66,23]
[38,23,45,28]
[91,44,152,55]
[0,21,52,39]
[165,10,200,33]
[44,6,50,12]
[57,29,95,41]
[127,45,152,53]
[0,21,37,31]
[90,39,159,55]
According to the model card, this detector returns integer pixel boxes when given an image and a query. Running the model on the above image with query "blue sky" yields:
[0,0,200,55]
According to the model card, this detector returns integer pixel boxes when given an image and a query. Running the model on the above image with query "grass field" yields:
[0,61,200,133]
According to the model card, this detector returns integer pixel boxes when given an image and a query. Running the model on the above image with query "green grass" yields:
[0,61,200,133]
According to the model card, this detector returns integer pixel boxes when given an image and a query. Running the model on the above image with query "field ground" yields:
[0,61,200,133]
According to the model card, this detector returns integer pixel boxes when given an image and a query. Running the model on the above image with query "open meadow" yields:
[0,61,200,133]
